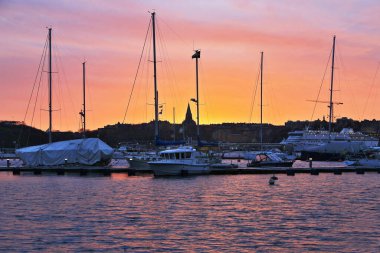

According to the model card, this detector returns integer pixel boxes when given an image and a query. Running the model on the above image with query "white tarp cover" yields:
[16,138,114,166]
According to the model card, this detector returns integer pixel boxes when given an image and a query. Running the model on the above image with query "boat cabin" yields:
[158,147,203,160]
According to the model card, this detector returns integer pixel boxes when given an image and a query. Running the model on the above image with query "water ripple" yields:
[0,173,379,252]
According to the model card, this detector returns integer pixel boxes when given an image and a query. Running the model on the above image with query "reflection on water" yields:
[0,173,379,252]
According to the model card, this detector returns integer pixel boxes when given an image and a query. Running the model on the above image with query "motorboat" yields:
[347,147,380,167]
[247,152,294,167]
[148,146,210,176]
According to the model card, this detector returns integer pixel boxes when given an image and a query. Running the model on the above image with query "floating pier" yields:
[0,165,150,176]
[209,166,380,175]
[1,164,380,176]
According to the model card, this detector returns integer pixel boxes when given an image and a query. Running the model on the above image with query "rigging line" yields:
[362,62,380,119]
[156,16,193,49]
[22,34,49,123]
[157,20,177,115]
[143,32,151,122]
[18,33,49,145]
[157,19,179,111]
[55,41,76,128]
[122,18,151,124]
[162,25,182,113]
[53,43,65,131]
[144,30,152,123]
[310,48,332,121]
[337,44,359,119]
[27,46,48,146]
[248,61,261,123]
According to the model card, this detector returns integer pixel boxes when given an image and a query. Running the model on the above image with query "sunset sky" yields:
[1,0,380,131]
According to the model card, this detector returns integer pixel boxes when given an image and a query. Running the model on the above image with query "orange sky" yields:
[1,0,380,131]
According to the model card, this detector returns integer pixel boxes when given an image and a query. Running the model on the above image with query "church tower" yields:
[183,103,195,125]
[182,103,196,141]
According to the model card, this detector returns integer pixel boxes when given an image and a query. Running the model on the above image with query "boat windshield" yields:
[160,151,193,159]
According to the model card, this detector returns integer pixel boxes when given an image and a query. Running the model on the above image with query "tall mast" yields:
[152,12,159,143]
[192,50,201,143]
[328,35,336,140]
[82,61,86,138]
[48,28,53,143]
[173,107,176,142]
[260,51,263,150]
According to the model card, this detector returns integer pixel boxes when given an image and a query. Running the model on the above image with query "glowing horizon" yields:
[1,1,380,132]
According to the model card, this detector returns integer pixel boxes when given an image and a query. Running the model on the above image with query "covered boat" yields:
[16,138,114,166]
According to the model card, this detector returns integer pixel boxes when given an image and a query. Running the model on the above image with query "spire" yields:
[185,103,193,122]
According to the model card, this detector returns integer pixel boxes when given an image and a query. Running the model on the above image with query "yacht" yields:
[281,128,378,152]
[148,146,210,176]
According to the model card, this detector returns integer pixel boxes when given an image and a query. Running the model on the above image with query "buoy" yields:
[269,175,278,185]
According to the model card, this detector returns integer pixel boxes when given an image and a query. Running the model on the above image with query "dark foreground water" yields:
[0,172,379,252]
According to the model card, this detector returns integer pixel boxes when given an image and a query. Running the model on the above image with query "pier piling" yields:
[310,169,319,175]
[356,169,365,174]
[286,169,295,176]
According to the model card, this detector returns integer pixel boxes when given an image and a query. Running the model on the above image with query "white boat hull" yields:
[149,163,210,176]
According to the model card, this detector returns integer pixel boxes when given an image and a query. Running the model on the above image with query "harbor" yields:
[2,1,380,252]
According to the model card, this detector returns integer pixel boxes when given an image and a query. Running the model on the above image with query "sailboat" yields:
[16,28,113,167]
[246,52,294,167]
[127,12,186,169]
[293,36,378,161]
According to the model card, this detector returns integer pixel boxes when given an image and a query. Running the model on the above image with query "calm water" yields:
[0,172,379,252]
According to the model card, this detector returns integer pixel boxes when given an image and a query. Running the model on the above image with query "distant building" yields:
[181,103,197,142]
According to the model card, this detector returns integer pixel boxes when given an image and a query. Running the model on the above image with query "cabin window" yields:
[184,152,191,159]
[175,153,180,159]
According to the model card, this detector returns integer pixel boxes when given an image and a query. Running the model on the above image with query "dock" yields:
[1,164,380,176]
[210,166,380,175]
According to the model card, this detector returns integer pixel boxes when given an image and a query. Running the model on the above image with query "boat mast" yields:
[328,35,336,140]
[260,51,263,150]
[48,28,53,143]
[81,61,86,138]
[173,107,176,142]
[192,50,201,143]
[151,12,159,144]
